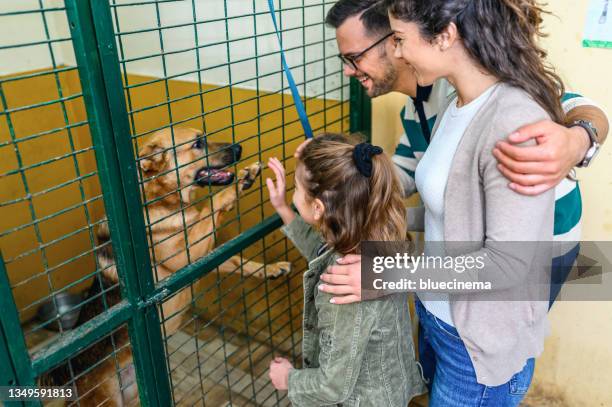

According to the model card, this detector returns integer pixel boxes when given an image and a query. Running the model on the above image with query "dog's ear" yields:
[139,142,166,173]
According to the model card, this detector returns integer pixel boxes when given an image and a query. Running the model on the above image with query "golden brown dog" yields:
[42,127,290,406]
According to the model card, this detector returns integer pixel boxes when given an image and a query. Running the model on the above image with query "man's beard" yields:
[368,68,396,97]
[367,57,397,98]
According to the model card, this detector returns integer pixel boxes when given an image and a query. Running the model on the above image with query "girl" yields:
[265,134,426,406]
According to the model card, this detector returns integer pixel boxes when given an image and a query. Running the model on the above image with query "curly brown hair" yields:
[297,133,407,254]
[385,0,565,123]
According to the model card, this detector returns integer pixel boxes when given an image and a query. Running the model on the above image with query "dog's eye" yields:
[192,138,204,149]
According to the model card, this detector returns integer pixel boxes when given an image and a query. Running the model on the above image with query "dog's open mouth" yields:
[195,168,235,186]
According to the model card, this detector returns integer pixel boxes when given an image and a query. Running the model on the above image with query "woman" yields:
[380,0,563,405]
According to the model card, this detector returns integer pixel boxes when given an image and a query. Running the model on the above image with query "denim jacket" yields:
[281,216,426,406]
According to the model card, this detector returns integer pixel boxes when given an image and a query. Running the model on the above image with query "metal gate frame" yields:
[0,1,371,405]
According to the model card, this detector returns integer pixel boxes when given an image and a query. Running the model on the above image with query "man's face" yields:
[335,15,398,98]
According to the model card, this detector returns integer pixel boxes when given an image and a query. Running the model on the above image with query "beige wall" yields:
[534,2,612,405]
[541,1,612,241]
[371,1,612,404]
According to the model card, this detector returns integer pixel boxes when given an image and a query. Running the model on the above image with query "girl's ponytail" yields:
[299,134,407,254]
[366,154,407,242]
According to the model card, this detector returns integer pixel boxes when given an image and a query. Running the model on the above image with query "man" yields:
[315,0,609,304]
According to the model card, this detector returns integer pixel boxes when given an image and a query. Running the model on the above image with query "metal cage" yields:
[0,0,371,405]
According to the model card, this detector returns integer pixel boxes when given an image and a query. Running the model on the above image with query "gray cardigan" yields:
[409,83,555,386]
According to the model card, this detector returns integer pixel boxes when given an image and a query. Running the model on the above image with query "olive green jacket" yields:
[281,216,426,407]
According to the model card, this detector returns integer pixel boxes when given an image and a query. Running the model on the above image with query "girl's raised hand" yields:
[266,157,288,210]
[266,157,296,225]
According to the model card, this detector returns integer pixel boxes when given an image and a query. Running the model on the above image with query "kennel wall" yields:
[0,0,371,405]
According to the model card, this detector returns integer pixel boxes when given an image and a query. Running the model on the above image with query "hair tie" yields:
[353,142,383,177]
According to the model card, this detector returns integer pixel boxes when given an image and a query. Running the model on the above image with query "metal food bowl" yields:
[36,292,83,331]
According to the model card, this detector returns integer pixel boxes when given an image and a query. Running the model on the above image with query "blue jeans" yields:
[416,299,535,407]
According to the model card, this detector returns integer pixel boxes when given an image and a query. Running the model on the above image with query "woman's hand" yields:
[269,356,293,390]
[266,157,295,225]
[318,254,362,304]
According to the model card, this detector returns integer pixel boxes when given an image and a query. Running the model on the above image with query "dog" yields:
[41,128,291,406]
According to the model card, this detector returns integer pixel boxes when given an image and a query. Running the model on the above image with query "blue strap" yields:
[267,0,314,139]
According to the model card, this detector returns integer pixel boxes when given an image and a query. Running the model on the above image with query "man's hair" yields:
[325,0,390,37]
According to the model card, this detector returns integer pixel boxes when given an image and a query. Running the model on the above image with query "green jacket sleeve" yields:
[280,215,325,262]
[287,295,378,406]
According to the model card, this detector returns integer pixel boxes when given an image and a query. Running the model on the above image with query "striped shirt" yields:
[392,79,590,242]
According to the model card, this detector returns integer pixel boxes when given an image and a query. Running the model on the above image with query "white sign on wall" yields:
[584,0,612,48]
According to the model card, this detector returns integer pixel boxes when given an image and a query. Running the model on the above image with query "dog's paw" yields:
[265,261,292,279]
[237,162,262,192]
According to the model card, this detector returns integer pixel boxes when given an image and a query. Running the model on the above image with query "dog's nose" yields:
[231,144,242,161]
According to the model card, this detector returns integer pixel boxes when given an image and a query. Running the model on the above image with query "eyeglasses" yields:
[338,32,393,71]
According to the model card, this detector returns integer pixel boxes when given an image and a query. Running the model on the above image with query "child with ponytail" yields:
[266,133,425,406]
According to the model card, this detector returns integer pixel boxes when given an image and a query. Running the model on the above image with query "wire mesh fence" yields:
[1,0,359,405]
[109,0,348,282]
[39,324,139,407]
[0,0,117,351]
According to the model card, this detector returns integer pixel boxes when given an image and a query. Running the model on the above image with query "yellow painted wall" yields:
[1,67,348,324]
[371,2,612,404]
[0,68,102,323]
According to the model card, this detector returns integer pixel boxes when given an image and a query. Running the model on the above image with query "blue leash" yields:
[266,0,314,139]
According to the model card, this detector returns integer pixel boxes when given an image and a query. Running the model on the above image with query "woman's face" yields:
[388,14,448,86]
